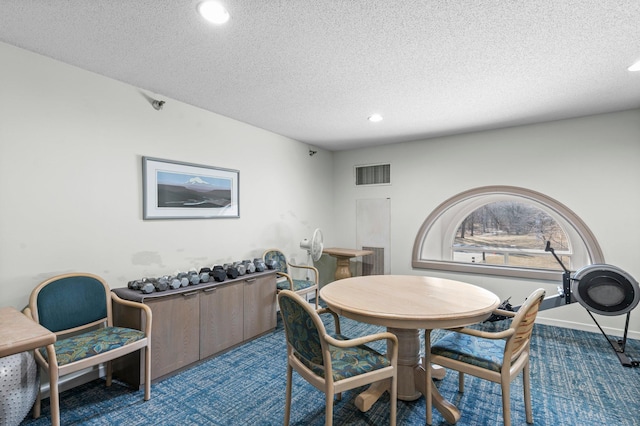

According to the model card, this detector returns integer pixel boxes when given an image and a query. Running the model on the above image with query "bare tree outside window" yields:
[412,186,604,280]
[453,201,569,269]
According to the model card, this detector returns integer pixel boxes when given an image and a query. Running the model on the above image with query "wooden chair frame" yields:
[263,248,320,308]
[425,288,546,426]
[24,272,152,426]
[278,290,398,426]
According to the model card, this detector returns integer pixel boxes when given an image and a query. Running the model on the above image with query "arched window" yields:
[412,186,604,281]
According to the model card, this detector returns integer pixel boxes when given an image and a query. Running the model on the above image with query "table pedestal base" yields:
[323,248,374,280]
[414,364,461,425]
[333,257,352,280]
[353,328,460,424]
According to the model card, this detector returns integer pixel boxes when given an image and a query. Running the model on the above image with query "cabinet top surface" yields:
[112,270,277,302]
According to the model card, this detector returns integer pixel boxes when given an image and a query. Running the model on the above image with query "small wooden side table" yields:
[0,306,56,425]
[323,247,374,280]
[0,306,56,358]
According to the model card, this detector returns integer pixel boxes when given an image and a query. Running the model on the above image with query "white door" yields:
[356,198,390,275]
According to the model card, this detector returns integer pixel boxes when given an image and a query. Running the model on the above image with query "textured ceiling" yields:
[1,1,639,151]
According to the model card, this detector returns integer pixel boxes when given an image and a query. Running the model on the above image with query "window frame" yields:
[412,186,604,281]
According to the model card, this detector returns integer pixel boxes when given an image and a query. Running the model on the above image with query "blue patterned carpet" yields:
[19,315,640,425]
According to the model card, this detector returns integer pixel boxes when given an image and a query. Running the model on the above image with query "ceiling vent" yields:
[355,163,391,186]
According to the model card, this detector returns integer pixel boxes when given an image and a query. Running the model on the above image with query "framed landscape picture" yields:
[142,156,239,219]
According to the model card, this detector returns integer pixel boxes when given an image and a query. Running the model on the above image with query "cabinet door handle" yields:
[203,287,216,293]
[245,278,257,284]
[182,291,199,297]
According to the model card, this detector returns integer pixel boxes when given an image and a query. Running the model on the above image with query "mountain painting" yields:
[156,171,232,209]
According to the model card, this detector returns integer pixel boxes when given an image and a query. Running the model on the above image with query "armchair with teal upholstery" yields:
[263,248,319,308]
[24,273,152,426]
[278,290,398,426]
[425,288,546,426]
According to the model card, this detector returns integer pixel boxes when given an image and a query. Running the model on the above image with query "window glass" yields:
[412,186,604,280]
[453,201,570,269]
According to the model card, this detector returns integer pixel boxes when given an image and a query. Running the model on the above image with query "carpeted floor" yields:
[19,314,640,425]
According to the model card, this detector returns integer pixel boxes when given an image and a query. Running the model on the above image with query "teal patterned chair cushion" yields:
[40,327,146,367]
[431,332,506,372]
[279,290,398,426]
[264,249,317,295]
[297,334,390,381]
[37,276,108,333]
[280,295,324,366]
[276,278,315,292]
[280,294,390,382]
[264,250,289,274]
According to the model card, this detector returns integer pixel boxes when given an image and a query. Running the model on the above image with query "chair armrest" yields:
[449,326,514,340]
[494,308,516,318]
[287,263,319,283]
[325,331,398,362]
[317,307,341,335]
[111,293,153,336]
[275,272,295,290]
[276,271,293,280]
[22,306,33,320]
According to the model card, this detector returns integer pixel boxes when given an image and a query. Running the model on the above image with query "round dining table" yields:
[319,275,501,424]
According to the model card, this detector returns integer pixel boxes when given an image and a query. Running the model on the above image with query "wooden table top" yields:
[323,247,374,258]
[320,275,501,330]
[0,306,56,358]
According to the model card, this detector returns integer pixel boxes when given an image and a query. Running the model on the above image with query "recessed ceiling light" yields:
[629,60,640,72]
[198,1,230,25]
[368,113,383,122]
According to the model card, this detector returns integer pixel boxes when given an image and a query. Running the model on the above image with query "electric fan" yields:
[300,228,324,264]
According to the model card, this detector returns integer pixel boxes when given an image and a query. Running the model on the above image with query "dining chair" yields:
[426,288,546,426]
[278,290,398,426]
[264,248,319,308]
[24,272,152,426]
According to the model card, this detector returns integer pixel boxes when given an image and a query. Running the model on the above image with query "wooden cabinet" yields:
[147,291,200,379]
[112,270,276,386]
[243,275,277,338]
[199,282,244,359]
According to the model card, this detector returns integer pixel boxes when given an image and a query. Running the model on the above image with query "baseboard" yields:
[536,317,640,340]
[38,365,104,399]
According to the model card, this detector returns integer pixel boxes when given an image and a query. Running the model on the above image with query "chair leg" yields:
[49,377,60,426]
[45,345,61,426]
[33,387,41,419]
[523,363,533,424]
[284,365,293,426]
[390,372,397,426]
[501,378,511,426]
[33,356,41,419]
[106,360,112,386]
[325,389,334,426]
[144,346,151,401]
[50,382,62,426]
[425,330,433,426]
[458,372,464,393]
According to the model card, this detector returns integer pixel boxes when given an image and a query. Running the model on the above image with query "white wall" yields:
[2,40,639,339]
[332,109,640,338]
[0,42,334,309]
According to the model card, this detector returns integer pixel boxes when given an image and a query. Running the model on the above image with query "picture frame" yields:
[142,156,239,220]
